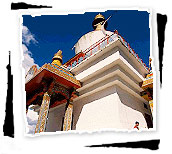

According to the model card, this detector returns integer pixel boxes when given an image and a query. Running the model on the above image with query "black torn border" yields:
[5,8,164,146]
[11,2,52,10]
[86,139,160,150]
[157,13,167,86]
[3,51,14,138]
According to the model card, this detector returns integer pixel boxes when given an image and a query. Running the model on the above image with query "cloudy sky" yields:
[26,106,38,134]
[22,25,39,133]
[22,25,39,75]
[22,10,150,134]
[22,10,150,68]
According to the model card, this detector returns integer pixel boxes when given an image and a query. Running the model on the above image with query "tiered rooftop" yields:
[63,30,149,72]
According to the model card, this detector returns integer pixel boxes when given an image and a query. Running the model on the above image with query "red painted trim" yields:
[98,43,100,50]
[128,43,130,50]
[63,31,149,71]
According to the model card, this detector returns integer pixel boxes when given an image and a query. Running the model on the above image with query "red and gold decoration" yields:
[63,103,73,131]
[140,57,153,114]
[35,92,50,133]
[26,50,81,133]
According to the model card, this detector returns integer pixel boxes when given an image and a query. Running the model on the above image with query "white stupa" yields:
[27,13,153,133]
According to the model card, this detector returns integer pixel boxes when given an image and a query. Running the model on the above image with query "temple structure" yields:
[25,50,81,132]
[25,13,153,133]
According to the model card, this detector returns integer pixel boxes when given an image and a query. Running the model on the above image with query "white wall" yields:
[118,47,148,78]
[72,84,152,131]
[74,47,119,79]
[75,30,114,54]
[73,85,121,130]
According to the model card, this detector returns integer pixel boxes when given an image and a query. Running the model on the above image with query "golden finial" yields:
[94,13,105,20]
[52,50,63,66]
[92,13,107,30]
[53,50,62,60]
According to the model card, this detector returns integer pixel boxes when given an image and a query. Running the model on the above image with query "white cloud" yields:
[22,26,39,75]
[27,125,36,134]
[26,107,39,134]
[22,44,38,75]
[22,26,37,45]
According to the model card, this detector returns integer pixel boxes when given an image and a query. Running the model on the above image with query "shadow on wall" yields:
[45,103,66,132]
[116,85,153,129]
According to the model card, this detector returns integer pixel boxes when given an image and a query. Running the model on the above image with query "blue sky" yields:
[22,10,150,68]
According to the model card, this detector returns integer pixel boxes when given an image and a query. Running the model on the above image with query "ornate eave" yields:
[26,63,81,94]
[141,72,153,90]
[140,72,153,101]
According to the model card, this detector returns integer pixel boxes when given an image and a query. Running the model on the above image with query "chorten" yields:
[64,13,153,130]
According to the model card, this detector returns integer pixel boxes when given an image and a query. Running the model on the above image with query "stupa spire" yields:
[52,50,63,66]
[92,13,108,30]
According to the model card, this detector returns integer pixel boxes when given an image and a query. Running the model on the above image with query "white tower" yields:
[65,13,153,131]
